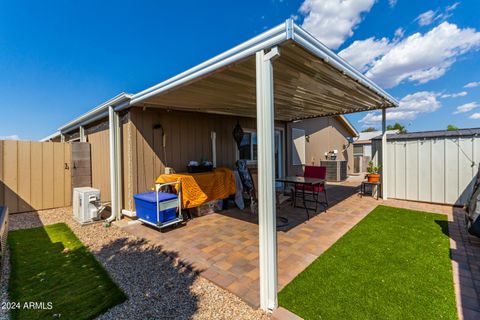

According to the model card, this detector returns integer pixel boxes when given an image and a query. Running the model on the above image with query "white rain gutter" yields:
[129,19,398,109]
[106,105,122,224]
[58,93,132,134]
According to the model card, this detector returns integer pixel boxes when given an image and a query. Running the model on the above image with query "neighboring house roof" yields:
[372,128,480,140]
[336,116,358,137]
[42,19,397,140]
[354,130,399,144]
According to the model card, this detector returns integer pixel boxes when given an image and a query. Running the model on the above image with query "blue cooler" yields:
[134,191,178,225]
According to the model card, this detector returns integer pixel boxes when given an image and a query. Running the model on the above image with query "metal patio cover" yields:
[128,19,398,119]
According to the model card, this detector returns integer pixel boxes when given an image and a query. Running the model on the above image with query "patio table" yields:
[275,176,326,219]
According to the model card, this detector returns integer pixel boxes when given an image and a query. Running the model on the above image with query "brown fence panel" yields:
[0,140,73,213]
[30,142,43,210]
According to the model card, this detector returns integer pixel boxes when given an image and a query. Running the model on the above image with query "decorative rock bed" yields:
[4,208,268,320]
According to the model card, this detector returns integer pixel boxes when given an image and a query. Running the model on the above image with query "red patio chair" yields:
[293,166,328,217]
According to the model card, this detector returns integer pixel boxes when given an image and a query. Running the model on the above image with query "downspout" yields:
[106,106,120,225]
[79,126,86,142]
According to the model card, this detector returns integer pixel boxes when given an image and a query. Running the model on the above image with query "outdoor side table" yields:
[361,181,381,200]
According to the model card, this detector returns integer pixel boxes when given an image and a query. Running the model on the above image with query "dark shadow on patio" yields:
[220,183,361,232]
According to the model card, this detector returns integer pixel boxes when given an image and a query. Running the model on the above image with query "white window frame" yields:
[236,127,285,174]
[353,144,364,156]
[236,129,257,164]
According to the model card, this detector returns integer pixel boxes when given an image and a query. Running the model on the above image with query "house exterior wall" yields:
[65,109,353,211]
[70,113,130,204]
[286,116,354,176]
[84,120,111,203]
[353,142,372,173]
[125,107,285,211]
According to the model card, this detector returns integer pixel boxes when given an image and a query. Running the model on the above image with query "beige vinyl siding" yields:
[76,107,286,211]
[123,107,284,210]
[86,121,111,203]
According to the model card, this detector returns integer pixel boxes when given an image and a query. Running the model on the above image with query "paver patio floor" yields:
[117,178,478,318]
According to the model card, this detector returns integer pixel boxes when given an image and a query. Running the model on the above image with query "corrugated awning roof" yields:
[127,20,397,121]
[56,19,397,134]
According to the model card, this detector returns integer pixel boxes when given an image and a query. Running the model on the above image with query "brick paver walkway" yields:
[117,180,480,318]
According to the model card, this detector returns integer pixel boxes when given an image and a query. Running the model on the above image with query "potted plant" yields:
[366,161,381,183]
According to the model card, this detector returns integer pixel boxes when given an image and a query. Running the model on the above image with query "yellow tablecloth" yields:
[155,167,236,209]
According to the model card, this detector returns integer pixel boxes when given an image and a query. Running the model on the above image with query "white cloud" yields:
[0,135,19,140]
[360,110,417,123]
[399,91,441,112]
[360,91,441,124]
[339,37,392,72]
[394,28,405,38]
[388,0,397,8]
[470,113,480,119]
[465,81,480,88]
[441,91,467,98]
[359,22,480,88]
[415,2,460,26]
[416,10,436,26]
[454,102,479,114]
[299,0,375,49]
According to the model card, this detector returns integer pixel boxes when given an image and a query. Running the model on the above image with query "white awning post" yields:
[60,134,65,143]
[108,106,122,221]
[79,126,86,142]
[256,47,280,311]
[381,108,387,200]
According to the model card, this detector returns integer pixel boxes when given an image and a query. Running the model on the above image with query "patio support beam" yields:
[381,108,387,199]
[79,126,86,142]
[256,47,280,311]
[108,106,122,222]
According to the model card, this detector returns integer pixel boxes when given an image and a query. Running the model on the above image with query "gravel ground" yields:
[6,208,268,320]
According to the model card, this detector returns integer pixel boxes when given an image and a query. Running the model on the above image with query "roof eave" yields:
[336,115,358,137]
[58,92,132,133]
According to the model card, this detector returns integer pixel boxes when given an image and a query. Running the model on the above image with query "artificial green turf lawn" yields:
[278,205,457,320]
[8,223,126,320]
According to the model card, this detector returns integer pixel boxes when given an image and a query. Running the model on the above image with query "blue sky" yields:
[0,0,479,140]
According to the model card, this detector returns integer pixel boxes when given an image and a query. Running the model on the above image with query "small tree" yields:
[361,127,377,132]
[387,122,407,134]
[447,124,459,131]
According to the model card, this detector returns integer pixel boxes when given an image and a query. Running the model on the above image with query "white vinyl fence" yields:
[372,134,480,206]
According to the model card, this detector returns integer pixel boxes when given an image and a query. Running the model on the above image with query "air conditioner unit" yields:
[73,187,101,224]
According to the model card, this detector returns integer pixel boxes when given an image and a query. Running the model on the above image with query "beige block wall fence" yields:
[0,140,72,213]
